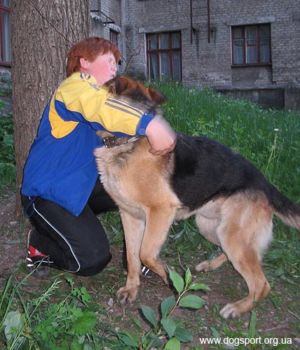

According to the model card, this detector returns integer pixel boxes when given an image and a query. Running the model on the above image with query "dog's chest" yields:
[98,160,145,218]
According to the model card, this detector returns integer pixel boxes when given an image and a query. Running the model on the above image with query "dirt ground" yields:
[0,191,25,282]
[0,190,299,349]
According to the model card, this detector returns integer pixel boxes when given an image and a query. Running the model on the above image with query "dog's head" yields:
[104,76,167,108]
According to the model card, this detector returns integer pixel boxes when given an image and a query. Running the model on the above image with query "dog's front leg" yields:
[140,205,176,284]
[117,209,145,304]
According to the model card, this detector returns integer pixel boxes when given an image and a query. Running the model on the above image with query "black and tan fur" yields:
[95,76,300,319]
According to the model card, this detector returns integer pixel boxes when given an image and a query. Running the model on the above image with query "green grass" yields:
[0,112,15,190]
[156,83,300,201]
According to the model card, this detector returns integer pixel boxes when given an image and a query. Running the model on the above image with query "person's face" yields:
[80,52,117,85]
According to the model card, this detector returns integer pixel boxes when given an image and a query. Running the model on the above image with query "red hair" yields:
[66,37,121,77]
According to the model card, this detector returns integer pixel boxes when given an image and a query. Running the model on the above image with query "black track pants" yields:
[21,179,117,276]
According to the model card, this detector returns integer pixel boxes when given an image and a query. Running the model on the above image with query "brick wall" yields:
[90,0,122,51]
[123,0,300,90]
[90,0,300,108]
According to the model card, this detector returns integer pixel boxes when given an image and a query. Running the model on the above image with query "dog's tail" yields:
[268,185,300,229]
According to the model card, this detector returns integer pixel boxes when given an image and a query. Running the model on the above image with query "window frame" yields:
[0,0,11,67]
[109,29,119,48]
[146,31,182,82]
[231,24,272,67]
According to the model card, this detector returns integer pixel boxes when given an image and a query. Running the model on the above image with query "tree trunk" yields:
[11,0,90,217]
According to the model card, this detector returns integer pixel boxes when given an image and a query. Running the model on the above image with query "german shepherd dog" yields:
[95,77,300,318]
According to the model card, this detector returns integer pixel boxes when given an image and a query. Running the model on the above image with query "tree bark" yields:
[11,0,90,217]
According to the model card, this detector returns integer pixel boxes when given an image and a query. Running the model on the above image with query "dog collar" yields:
[102,135,139,148]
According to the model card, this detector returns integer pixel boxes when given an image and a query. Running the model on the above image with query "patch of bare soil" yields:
[0,190,26,284]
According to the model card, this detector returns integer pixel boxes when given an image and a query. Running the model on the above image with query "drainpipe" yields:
[207,0,211,43]
[120,0,127,73]
[190,0,193,43]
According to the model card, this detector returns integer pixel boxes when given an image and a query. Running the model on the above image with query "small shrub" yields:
[0,274,98,349]
[0,115,15,189]
[114,268,209,349]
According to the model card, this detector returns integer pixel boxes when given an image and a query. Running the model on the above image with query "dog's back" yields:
[171,134,265,210]
[171,134,300,228]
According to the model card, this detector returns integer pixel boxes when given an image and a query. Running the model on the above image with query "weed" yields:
[0,273,98,349]
[112,268,210,349]
[0,115,15,189]
[0,268,209,349]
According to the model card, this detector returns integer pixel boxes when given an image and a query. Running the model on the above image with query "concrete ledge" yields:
[216,87,285,109]
[284,88,300,111]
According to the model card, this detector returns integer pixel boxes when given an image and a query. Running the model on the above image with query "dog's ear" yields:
[105,76,166,106]
[105,76,130,95]
[148,87,167,105]
[114,76,130,95]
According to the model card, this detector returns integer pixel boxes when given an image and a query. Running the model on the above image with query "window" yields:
[0,0,11,66]
[110,29,119,48]
[232,24,271,66]
[146,31,181,81]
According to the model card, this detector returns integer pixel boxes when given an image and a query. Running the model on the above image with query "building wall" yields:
[122,0,300,108]
[90,0,300,109]
[90,0,122,51]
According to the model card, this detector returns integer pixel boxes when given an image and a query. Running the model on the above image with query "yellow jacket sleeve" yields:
[55,73,149,136]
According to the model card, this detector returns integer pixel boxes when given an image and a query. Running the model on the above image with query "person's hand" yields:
[145,116,177,155]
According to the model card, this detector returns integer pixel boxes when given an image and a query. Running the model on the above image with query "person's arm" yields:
[56,74,176,153]
[145,115,176,155]
[97,96,176,154]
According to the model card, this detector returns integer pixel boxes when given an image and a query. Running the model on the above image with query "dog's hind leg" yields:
[217,196,272,318]
[194,211,228,272]
[139,205,176,284]
[196,253,227,272]
[219,241,270,319]
[117,210,145,304]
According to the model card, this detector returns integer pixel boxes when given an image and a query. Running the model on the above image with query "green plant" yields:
[209,311,292,350]
[0,75,12,97]
[206,311,257,350]
[0,274,98,349]
[0,115,15,189]
[0,268,209,350]
[264,237,300,283]
[115,268,209,349]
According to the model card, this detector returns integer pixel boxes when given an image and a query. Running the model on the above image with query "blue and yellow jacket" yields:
[21,72,154,216]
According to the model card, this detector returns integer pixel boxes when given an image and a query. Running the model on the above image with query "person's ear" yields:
[79,57,90,70]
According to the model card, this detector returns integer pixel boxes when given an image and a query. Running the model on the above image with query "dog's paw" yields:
[195,260,210,272]
[117,286,138,304]
[220,303,241,319]
[162,275,169,285]
[220,296,255,319]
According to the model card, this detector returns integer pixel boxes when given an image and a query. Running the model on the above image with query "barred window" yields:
[232,24,271,66]
[146,31,182,81]
[0,0,11,66]
[110,29,119,48]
